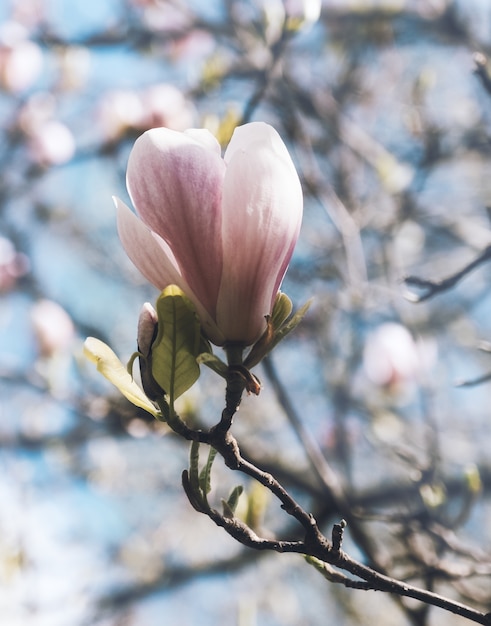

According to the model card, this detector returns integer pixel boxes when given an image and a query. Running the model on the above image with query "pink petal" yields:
[116,196,182,289]
[217,123,303,344]
[126,127,225,318]
[116,197,225,346]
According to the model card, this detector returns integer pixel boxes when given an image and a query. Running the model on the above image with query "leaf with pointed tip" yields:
[151,285,202,401]
[245,298,312,368]
[270,292,293,330]
[221,498,235,519]
[270,299,312,349]
[84,337,159,418]
[225,485,243,515]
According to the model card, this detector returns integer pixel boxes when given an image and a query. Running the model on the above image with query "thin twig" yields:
[404,245,491,302]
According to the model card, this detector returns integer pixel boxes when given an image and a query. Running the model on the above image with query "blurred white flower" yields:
[138,83,196,130]
[261,0,286,43]
[18,92,57,131]
[11,0,46,28]
[30,299,75,358]
[136,0,191,32]
[0,21,43,92]
[363,322,436,392]
[98,84,195,141]
[27,120,76,166]
[98,89,145,141]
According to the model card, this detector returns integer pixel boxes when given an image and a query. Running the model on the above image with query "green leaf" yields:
[221,499,235,518]
[244,298,312,368]
[199,447,217,496]
[83,337,159,418]
[225,485,243,515]
[189,440,201,494]
[270,299,312,349]
[151,285,202,401]
[270,292,293,331]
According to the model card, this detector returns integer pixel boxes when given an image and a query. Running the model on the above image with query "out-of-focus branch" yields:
[262,356,382,569]
[404,245,491,302]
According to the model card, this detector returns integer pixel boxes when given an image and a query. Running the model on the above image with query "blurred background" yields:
[2,0,491,624]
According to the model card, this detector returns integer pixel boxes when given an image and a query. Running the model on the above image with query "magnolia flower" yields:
[116,122,303,346]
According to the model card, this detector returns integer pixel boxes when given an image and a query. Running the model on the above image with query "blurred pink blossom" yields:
[27,120,76,166]
[18,92,57,131]
[0,21,43,92]
[16,92,75,165]
[30,299,75,358]
[11,0,46,28]
[98,89,145,141]
[116,122,303,346]
[98,85,195,141]
[138,84,195,130]
[134,1,191,32]
[363,322,436,391]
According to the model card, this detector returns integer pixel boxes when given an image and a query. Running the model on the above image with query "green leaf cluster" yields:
[244,292,312,368]
[183,441,243,518]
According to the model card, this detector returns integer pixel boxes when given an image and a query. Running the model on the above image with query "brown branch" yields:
[160,367,491,625]
[184,425,491,624]
[404,245,491,302]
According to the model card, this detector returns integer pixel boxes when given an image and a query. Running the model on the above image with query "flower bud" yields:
[116,122,303,347]
[137,302,164,400]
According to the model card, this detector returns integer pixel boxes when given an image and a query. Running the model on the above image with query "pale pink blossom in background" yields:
[18,92,57,132]
[0,21,43,92]
[137,1,191,32]
[0,236,29,292]
[168,29,215,62]
[30,299,76,397]
[138,84,195,130]
[116,122,303,346]
[98,89,145,141]
[363,322,437,391]
[16,92,76,166]
[30,299,75,358]
[27,119,76,166]
[98,85,195,141]
[11,0,46,28]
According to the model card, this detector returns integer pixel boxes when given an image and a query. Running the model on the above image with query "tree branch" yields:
[404,245,491,302]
